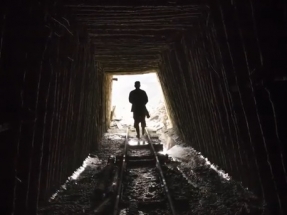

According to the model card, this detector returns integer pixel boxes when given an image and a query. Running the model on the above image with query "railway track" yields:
[113,128,176,215]
[93,127,191,215]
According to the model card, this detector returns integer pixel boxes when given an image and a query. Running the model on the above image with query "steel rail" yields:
[113,128,129,215]
[145,128,177,215]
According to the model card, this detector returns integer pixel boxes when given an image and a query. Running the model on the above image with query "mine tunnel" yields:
[1,0,287,214]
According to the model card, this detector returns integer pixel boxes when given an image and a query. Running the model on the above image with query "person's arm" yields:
[143,91,148,105]
[129,91,133,104]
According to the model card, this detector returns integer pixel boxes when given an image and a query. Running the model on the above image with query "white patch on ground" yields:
[49,155,103,201]
[164,145,190,159]
[70,156,102,180]
[163,144,231,180]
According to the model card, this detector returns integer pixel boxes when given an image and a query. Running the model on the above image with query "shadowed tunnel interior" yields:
[0,0,286,214]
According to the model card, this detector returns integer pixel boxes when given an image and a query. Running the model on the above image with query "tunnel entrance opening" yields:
[110,72,171,130]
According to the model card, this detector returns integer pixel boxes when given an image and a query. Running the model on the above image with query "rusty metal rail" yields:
[113,128,129,215]
[145,128,176,215]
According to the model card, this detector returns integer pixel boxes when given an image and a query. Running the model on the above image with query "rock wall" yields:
[0,5,107,214]
[158,1,287,214]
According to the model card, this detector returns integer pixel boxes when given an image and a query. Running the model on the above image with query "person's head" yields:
[135,81,140,89]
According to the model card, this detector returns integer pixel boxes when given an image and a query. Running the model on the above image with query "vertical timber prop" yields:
[0,4,106,215]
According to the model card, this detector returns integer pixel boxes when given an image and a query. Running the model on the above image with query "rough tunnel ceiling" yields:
[66,2,205,73]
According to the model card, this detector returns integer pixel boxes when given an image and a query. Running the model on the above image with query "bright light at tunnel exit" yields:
[111,72,166,126]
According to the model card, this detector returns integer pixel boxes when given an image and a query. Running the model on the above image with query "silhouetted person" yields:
[129,81,149,138]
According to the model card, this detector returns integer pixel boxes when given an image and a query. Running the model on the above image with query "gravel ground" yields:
[38,124,268,215]
[119,206,171,215]
[161,165,195,201]
[127,148,152,157]
[159,142,268,215]
[178,163,267,215]
[122,167,164,202]
[38,133,125,215]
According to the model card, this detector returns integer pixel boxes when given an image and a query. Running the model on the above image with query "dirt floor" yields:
[38,132,125,215]
[38,102,268,215]
[38,127,267,215]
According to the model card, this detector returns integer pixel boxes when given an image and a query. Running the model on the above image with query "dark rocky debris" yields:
[38,129,267,215]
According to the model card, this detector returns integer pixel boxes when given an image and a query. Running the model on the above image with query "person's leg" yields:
[134,115,140,138]
[135,125,140,138]
[141,116,146,136]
